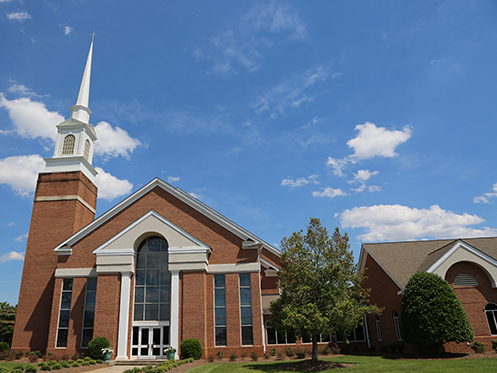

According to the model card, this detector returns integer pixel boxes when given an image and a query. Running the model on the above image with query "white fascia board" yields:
[92,210,210,254]
[168,246,210,254]
[358,244,368,271]
[55,178,279,255]
[260,258,277,270]
[365,249,404,291]
[426,240,497,273]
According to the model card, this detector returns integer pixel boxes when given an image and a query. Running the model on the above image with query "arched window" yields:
[62,134,75,155]
[134,236,170,321]
[393,311,402,340]
[83,139,91,160]
[485,303,497,335]
[375,315,382,341]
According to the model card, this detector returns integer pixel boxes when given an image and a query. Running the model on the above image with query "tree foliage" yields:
[0,302,16,346]
[401,272,474,350]
[269,218,379,361]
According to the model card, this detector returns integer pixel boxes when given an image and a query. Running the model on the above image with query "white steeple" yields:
[43,35,98,184]
[70,35,94,123]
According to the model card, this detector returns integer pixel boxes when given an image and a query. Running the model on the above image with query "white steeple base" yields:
[44,156,98,184]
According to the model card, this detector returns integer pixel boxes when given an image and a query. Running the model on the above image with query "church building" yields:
[11,40,282,360]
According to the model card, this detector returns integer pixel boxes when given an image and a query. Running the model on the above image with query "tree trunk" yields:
[312,334,319,361]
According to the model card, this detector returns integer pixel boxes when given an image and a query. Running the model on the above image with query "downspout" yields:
[258,250,266,355]
[364,315,371,350]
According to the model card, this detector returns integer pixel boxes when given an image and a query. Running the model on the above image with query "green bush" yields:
[401,272,474,350]
[81,361,90,366]
[0,367,8,373]
[250,351,259,361]
[89,360,96,365]
[25,364,37,372]
[87,337,111,360]
[71,363,79,367]
[492,340,497,350]
[0,342,9,353]
[47,361,57,366]
[471,341,486,353]
[180,338,203,360]
[40,365,51,371]
[52,365,61,370]
[11,369,23,373]
[60,362,70,369]
[12,363,24,370]
[76,359,83,364]
[269,347,276,356]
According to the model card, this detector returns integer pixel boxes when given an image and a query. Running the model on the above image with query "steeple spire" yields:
[70,35,94,123]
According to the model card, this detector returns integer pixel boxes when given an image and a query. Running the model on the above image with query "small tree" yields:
[0,302,16,346]
[269,218,379,361]
[401,272,474,352]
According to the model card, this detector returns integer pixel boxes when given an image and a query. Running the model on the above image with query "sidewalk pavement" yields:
[91,366,137,373]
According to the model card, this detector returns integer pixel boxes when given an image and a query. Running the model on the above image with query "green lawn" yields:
[0,362,29,370]
[188,355,497,373]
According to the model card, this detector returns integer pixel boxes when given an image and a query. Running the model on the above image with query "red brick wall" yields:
[93,274,121,359]
[180,272,207,350]
[444,261,497,352]
[362,253,407,351]
[12,171,97,352]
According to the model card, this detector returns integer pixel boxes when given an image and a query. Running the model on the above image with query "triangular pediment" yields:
[93,210,210,254]
[427,240,497,288]
[54,178,279,257]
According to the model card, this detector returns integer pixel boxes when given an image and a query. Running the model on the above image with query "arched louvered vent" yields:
[454,273,479,287]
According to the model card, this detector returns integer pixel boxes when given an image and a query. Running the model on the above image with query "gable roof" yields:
[54,177,280,256]
[360,236,497,289]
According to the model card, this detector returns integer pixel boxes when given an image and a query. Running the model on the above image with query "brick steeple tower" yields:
[12,38,99,352]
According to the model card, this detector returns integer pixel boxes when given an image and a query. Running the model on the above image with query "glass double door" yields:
[131,326,170,359]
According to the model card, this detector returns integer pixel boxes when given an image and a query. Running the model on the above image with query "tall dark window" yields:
[134,236,170,321]
[393,311,402,340]
[239,273,253,345]
[57,278,73,348]
[82,277,97,348]
[375,315,382,341]
[485,303,497,335]
[266,321,296,345]
[214,274,227,346]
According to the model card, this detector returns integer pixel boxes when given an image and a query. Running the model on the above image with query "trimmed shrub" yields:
[0,342,9,353]
[89,360,96,365]
[60,362,70,369]
[269,348,276,356]
[71,363,79,367]
[87,337,111,360]
[180,338,203,360]
[52,365,61,370]
[40,365,51,371]
[401,272,474,350]
[81,361,90,366]
[471,341,486,353]
[11,369,23,373]
[284,346,294,357]
[48,360,57,366]
[96,360,103,364]
[250,351,258,361]
[0,367,8,373]
[229,353,238,361]
[25,364,38,372]
[12,363,24,370]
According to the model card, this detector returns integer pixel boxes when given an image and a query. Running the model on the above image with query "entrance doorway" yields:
[131,326,170,359]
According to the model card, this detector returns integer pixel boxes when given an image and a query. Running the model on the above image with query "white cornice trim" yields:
[35,195,96,214]
[55,178,279,255]
[91,210,210,254]
[207,262,260,274]
[260,258,277,270]
[426,240,497,274]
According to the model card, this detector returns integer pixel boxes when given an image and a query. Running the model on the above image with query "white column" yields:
[170,270,180,359]
[116,271,131,360]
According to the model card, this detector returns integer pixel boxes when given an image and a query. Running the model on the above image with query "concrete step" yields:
[114,360,171,366]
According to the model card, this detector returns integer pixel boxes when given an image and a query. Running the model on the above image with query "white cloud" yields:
[0,93,62,140]
[94,121,141,159]
[195,2,306,74]
[281,174,319,187]
[0,251,24,264]
[8,81,41,97]
[352,184,381,193]
[0,154,45,196]
[95,167,133,201]
[474,183,497,204]
[253,66,335,117]
[347,122,411,160]
[0,0,13,3]
[7,11,31,21]
[325,157,349,177]
[338,204,497,242]
[167,176,180,183]
[64,26,73,35]
[312,187,346,198]
[14,233,28,242]
[352,169,379,182]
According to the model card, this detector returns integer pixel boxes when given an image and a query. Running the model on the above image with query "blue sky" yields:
[1,1,497,305]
